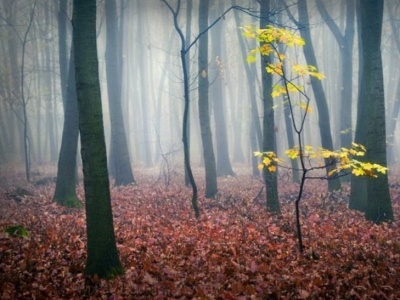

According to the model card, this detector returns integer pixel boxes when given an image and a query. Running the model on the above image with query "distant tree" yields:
[42,1,58,163]
[72,0,123,278]
[198,0,218,198]
[0,1,21,164]
[162,0,200,218]
[210,1,235,177]
[53,0,81,208]
[232,1,262,176]
[286,0,341,192]
[316,0,355,153]
[2,0,37,181]
[184,0,193,186]
[54,48,82,208]
[385,2,400,165]
[105,0,135,186]
[55,0,69,111]
[350,0,393,223]
[135,0,153,167]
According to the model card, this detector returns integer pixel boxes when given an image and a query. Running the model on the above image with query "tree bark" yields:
[105,0,135,185]
[72,0,123,278]
[198,0,218,198]
[351,0,393,223]
[260,0,280,214]
[54,48,82,208]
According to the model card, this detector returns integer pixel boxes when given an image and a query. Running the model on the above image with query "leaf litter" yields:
[0,169,399,299]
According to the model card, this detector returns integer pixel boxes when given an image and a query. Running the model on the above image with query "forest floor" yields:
[0,165,400,299]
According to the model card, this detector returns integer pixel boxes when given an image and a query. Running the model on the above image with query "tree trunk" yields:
[184,0,193,185]
[210,2,235,177]
[162,0,199,218]
[198,0,218,198]
[105,0,135,185]
[260,0,280,213]
[72,0,123,279]
[232,1,262,175]
[54,48,82,208]
[351,0,393,223]
[297,0,340,192]
[316,0,355,177]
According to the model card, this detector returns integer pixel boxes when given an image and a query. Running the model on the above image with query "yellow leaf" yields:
[285,148,299,159]
[268,165,277,172]
[271,91,281,98]
[362,162,373,170]
[328,169,337,176]
[247,56,257,64]
[263,157,272,166]
[352,168,365,176]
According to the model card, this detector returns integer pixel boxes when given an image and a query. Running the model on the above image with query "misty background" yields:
[0,0,399,176]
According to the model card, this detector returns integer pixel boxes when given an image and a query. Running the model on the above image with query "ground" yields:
[0,165,399,299]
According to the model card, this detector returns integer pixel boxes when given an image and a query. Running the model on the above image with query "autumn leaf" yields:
[352,168,365,176]
[1,169,399,299]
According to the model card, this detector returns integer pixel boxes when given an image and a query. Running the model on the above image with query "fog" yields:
[0,0,399,176]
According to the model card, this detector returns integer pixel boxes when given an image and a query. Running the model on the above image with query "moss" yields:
[54,194,83,208]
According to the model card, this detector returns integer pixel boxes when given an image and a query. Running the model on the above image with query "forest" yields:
[0,0,399,299]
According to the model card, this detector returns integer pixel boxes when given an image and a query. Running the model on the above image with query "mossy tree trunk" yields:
[72,0,123,279]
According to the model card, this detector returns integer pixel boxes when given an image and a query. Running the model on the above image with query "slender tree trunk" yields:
[198,0,218,198]
[184,0,193,185]
[54,48,82,208]
[43,1,57,163]
[386,6,400,165]
[105,0,135,185]
[20,0,37,181]
[260,0,280,213]
[162,0,199,218]
[210,2,235,177]
[136,0,153,167]
[297,0,340,192]
[233,1,262,175]
[316,0,355,155]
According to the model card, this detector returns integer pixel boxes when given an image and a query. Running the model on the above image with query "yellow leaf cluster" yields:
[242,25,305,65]
[254,151,281,172]
[243,25,325,100]
[293,65,325,80]
[271,83,303,98]
[257,25,305,47]
[266,62,283,76]
[322,143,387,178]
[255,143,387,178]
[285,148,300,159]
